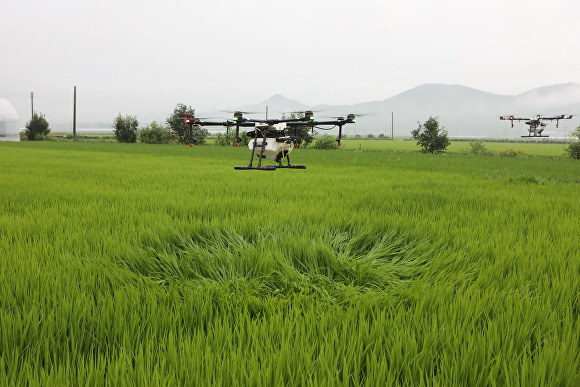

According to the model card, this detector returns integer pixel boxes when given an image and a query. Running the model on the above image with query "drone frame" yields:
[183,110,356,170]
[500,114,573,138]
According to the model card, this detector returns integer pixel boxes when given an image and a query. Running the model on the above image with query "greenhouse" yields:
[0,98,20,141]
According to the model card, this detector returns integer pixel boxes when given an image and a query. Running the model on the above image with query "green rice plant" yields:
[340,138,568,157]
[0,141,578,385]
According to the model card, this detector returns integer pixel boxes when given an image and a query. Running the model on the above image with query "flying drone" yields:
[499,114,573,137]
[182,110,356,170]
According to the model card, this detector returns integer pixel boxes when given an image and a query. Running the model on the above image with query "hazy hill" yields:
[46,83,580,137]
[241,83,580,138]
[515,83,580,110]
[237,94,309,119]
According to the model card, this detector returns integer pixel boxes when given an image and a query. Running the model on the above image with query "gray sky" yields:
[2,0,579,124]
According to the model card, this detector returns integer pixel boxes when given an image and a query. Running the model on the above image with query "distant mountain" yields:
[514,83,580,110]
[240,83,580,138]
[238,94,310,117]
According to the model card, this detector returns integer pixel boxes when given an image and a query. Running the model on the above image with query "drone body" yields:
[182,110,356,170]
[245,123,295,162]
[499,114,573,137]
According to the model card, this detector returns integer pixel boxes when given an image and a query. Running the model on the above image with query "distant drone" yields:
[182,110,356,170]
[499,114,573,137]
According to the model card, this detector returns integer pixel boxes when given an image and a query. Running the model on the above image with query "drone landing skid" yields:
[234,165,277,171]
[276,165,307,169]
[521,135,549,138]
[235,135,307,170]
[233,164,307,170]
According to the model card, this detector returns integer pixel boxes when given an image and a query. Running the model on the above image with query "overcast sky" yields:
[2,0,579,124]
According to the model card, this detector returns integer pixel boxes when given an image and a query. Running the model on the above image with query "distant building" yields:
[0,99,20,141]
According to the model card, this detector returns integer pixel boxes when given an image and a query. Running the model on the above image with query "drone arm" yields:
[285,122,313,128]
[287,119,354,144]
[193,120,235,126]
[540,115,573,128]
[307,120,346,126]
[501,116,531,128]
[280,117,313,123]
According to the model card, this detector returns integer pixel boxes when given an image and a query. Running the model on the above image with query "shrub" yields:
[215,131,250,147]
[35,134,55,141]
[139,121,175,144]
[313,134,338,150]
[499,149,526,157]
[565,142,580,159]
[113,114,138,143]
[565,126,580,159]
[467,140,495,156]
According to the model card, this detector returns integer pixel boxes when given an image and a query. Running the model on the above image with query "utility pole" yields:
[73,86,77,139]
[391,112,394,139]
[30,92,34,117]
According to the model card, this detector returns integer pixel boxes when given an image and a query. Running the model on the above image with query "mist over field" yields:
[40,83,580,138]
[239,83,580,138]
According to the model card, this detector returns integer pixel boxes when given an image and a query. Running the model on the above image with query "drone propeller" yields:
[323,112,370,119]
[178,116,221,121]
[284,108,327,113]
[220,110,260,115]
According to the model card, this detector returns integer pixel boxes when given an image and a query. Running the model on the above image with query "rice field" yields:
[1,141,579,386]
[339,138,571,157]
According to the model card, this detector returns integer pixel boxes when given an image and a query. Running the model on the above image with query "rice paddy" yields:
[1,141,579,385]
[339,138,572,157]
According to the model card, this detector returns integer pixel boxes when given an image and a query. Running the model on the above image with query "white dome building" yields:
[0,99,20,141]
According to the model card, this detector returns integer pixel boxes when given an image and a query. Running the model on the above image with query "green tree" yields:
[411,116,450,153]
[166,103,209,145]
[25,112,50,141]
[113,114,138,143]
[139,121,175,144]
[565,126,580,159]
[282,112,315,147]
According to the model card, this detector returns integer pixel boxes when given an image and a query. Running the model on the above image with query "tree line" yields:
[113,103,209,145]
[22,109,580,159]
